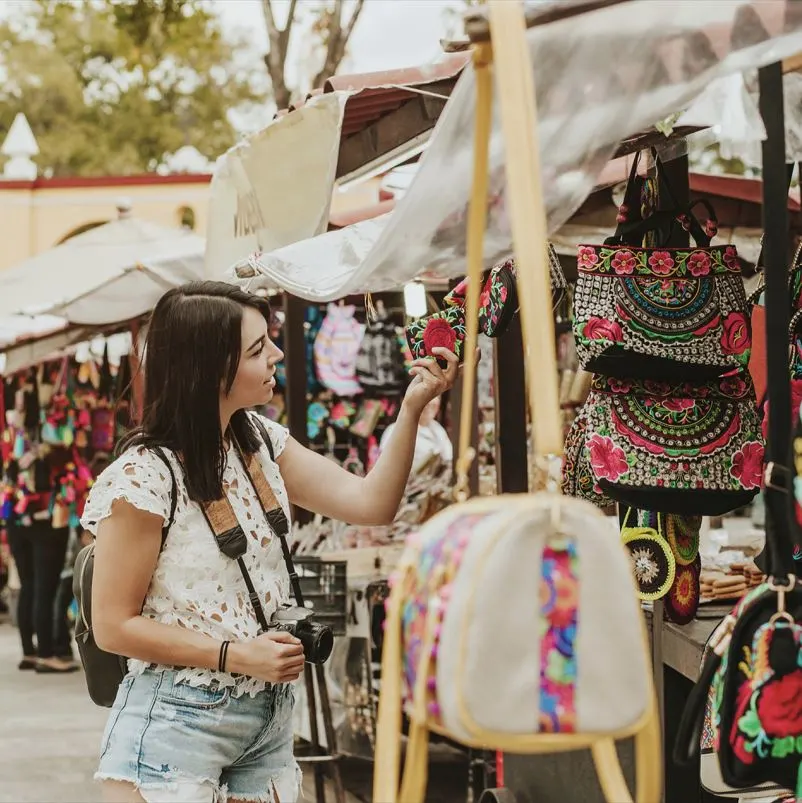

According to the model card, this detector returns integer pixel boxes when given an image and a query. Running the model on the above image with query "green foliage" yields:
[0,0,266,176]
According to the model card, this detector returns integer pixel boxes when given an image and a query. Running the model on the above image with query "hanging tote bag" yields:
[573,151,750,383]
[578,373,764,516]
[373,12,661,803]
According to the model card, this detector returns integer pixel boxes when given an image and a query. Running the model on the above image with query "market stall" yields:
[227,2,802,802]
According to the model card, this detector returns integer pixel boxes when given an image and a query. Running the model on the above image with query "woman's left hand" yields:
[403,347,460,417]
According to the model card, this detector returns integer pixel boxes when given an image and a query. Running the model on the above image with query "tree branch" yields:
[311,0,365,90]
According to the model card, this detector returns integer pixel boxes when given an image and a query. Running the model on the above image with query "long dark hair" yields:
[118,281,272,502]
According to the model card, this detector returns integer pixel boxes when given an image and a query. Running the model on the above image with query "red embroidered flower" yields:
[644,380,671,396]
[648,251,675,275]
[730,442,765,490]
[755,670,802,737]
[687,250,711,277]
[608,378,632,394]
[587,434,629,482]
[723,245,740,270]
[611,250,637,275]
[720,312,750,356]
[480,285,491,309]
[499,285,508,302]
[720,376,748,397]
[577,246,599,270]
[582,317,623,343]
[662,398,694,413]
[422,318,456,354]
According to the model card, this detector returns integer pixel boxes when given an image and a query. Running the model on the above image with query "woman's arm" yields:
[278,347,459,526]
[92,499,304,683]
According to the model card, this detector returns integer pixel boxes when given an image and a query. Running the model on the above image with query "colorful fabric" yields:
[538,537,579,733]
[397,512,491,723]
[313,304,364,397]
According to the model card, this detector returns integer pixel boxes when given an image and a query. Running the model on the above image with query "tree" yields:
[260,0,366,110]
[0,0,266,176]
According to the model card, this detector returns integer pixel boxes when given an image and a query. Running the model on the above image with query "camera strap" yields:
[198,416,305,634]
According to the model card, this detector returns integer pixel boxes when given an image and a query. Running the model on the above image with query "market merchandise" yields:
[573,151,750,383]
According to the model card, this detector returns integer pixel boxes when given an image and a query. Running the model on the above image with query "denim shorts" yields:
[96,670,301,802]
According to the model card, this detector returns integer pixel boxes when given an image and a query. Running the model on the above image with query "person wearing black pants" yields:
[7,519,75,673]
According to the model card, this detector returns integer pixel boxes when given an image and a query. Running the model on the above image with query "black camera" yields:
[268,604,334,665]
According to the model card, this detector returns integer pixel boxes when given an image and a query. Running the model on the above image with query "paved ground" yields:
[0,621,469,802]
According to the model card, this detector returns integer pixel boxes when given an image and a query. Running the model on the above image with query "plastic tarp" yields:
[230,0,802,302]
[204,92,349,279]
[0,217,206,324]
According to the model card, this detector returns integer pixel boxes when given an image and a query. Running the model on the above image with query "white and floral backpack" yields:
[373,9,661,802]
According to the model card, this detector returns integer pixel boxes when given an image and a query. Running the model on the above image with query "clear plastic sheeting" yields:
[232,0,802,302]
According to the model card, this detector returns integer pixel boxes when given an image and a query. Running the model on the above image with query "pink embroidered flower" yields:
[720,376,748,398]
[687,250,711,277]
[577,246,599,270]
[499,285,508,302]
[723,245,740,270]
[730,442,765,490]
[648,251,675,275]
[720,312,750,356]
[608,378,632,394]
[611,249,637,275]
[662,398,695,413]
[587,434,629,483]
[582,317,623,343]
[480,285,491,309]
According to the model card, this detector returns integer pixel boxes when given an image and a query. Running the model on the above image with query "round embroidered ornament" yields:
[622,526,676,601]
[664,555,701,625]
[666,513,702,566]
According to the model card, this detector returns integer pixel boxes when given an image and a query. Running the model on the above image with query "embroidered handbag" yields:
[443,245,566,339]
[676,575,802,798]
[374,27,660,803]
[696,625,792,800]
[573,151,750,382]
[577,373,764,516]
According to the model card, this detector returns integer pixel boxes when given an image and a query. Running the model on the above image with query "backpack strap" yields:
[151,446,178,548]
[249,413,276,462]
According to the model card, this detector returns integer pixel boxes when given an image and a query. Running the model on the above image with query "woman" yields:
[81,281,459,803]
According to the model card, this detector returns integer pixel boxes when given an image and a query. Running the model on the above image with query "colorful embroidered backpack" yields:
[374,24,660,803]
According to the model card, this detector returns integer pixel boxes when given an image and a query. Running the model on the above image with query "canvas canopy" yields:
[229,0,802,302]
[0,216,205,325]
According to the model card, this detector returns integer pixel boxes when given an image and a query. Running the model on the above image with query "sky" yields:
[214,0,462,75]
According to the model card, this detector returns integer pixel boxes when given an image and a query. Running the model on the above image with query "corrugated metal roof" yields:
[274,53,469,140]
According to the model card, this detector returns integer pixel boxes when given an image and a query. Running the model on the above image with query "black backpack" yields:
[73,447,177,707]
[74,427,277,707]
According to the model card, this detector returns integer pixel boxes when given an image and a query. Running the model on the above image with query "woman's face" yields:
[225,306,283,410]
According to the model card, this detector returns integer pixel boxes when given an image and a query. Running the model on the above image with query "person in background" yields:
[4,448,76,673]
[379,395,453,475]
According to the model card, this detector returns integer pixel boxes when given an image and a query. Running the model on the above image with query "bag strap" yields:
[151,446,177,547]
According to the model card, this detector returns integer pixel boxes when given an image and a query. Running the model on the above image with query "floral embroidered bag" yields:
[573,150,750,382]
[375,26,660,803]
[573,373,764,516]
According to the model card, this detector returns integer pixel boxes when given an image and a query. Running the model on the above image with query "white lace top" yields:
[80,414,292,698]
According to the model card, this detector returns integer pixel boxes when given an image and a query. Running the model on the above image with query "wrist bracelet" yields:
[218,640,231,673]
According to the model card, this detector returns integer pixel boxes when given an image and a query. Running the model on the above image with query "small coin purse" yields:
[404,306,466,367]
